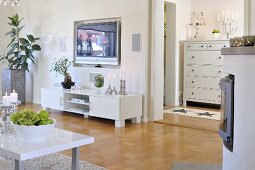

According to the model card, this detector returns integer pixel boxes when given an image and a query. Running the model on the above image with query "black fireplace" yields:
[219,75,234,152]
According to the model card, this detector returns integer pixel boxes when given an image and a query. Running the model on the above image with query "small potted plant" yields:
[212,29,221,40]
[51,57,75,89]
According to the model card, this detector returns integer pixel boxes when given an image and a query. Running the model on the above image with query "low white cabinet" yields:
[41,88,142,128]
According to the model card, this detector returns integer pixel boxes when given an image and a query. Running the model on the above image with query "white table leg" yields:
[15,160,23,170]
[115,120,125,128]
[131,116,142,124]
[72,147,80,170]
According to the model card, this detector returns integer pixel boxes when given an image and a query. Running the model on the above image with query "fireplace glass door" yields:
[219,75,234,152]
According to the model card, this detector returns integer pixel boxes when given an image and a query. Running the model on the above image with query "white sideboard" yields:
[183,40,229,105]
[41,88,142,128]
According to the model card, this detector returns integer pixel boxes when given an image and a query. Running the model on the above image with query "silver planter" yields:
[2,69,26,103]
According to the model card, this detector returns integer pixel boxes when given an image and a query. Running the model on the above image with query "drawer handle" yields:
[192,81,194,83]
[188,45,191,47]
[192,93,194,95]
[192,56,195,59]
[209,45,212,47]
[201,45,204,47]
[218,95,221,98]
[219,56,222,59]
[192,70,194,72]
[224,45,226,47]
[218,71,221,73]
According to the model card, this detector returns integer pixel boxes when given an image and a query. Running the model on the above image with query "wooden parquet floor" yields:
[20,103,222,170]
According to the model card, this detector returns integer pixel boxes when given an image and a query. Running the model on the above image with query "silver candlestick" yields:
[119,80,127,95]
[222,18,238,39]
[105,85,113,95]
[112,86,117,96]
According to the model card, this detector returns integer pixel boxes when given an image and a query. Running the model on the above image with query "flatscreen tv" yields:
[73,18,121,67]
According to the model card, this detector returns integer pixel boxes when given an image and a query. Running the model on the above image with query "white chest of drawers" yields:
[183,40,229,106]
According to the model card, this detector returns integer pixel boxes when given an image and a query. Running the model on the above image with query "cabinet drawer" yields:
[185,65,223,77]
[185,88,221,102]
[89,96,119,119]
[186,43,207,50]
[207,43,229,50]
[186,51,223,66]
[185,76,220,89]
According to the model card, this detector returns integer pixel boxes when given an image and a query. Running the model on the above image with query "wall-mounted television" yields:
[73,18,121,67]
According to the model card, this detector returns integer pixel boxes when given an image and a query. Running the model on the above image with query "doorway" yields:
[164,2,177,108]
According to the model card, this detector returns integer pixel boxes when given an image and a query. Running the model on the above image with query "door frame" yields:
[150,0,179,120]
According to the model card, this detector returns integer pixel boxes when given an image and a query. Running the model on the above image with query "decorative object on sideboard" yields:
[243,35,255,46]
[217,10,238,39]
[212,29,221,40]
[229,36,255,47]
[0,0,20,6]
[119,67,127,95]
[112,86,118,96]
[94,74,104,92]
[189,12,206,39]
[51,57,75,89]
[105,85,113,95]
[0,14,41,103]
[229,37,244,47]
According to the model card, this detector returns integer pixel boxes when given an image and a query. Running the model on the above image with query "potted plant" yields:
[0,14,41,103]
[212,29,221,40]
[51,57,75,89]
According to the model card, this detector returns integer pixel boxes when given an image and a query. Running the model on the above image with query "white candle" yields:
[2,92,11,106]
[232,11,235,21]
[112,73,116,86]
[123,67,126,80]
[217,11,220,22]
[10,90,18,102]
[120,69,123,80]
[222,11,225,21]
[236,11,239,21]
[107,73,112,85]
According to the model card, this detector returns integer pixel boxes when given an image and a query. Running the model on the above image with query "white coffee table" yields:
[0,128,94,170]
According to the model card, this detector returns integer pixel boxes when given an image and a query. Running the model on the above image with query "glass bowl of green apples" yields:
[10,109,56,142]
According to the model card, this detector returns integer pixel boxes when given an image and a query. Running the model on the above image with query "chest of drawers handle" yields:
[201,45,204,47]
[192,81,194,83]
[192,70,194,72]
[219,56,222,59]
[192,56,195,59]
[218,71,221,73]
[209,45,212,47]
[224,45,226,47]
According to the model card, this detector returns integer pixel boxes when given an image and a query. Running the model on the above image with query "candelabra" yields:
[189,12,206,39]
[119,80,127,95]
[222,17,238,40]
[217,10,239,40]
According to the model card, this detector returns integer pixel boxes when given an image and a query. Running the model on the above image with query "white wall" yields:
[12,0,150,119]
[249,0,255,34]
[190,0,245,40]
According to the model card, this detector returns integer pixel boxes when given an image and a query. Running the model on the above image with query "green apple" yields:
[38,109,49,121]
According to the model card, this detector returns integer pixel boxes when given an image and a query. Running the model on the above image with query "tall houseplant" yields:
[0,14,41,103]
[51,57,75,89]
[0,14,41,71]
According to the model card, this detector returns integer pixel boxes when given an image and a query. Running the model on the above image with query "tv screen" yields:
[74,18,121,66]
